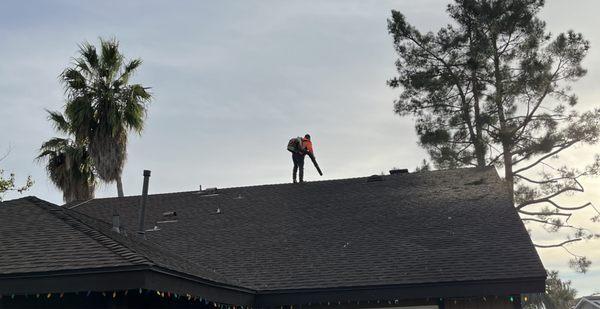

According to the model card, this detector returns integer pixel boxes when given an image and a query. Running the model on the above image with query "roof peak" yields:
[63,166,499,206]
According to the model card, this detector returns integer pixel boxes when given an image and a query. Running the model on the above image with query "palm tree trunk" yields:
[113,176,123,233]
[116,176,124,197]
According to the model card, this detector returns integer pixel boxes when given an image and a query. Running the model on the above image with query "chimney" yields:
[389,168,409,175]
[137,170,151,235]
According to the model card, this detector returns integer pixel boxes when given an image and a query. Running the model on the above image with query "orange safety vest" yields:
[302,138,313,154]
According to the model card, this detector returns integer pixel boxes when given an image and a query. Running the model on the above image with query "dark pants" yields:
[292,152,305,183]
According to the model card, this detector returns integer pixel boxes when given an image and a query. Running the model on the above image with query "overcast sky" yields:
[1,0,599,295]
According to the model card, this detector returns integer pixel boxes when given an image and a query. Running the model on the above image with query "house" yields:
[574,296,600,309]
[0,167,546,308]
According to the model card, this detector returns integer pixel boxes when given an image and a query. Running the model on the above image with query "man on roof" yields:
[287,134,322,183]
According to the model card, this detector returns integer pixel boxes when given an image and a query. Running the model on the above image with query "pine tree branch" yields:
[518,209,572,217]
[512,140,578,174]
[521,218,595,234]
[507,114,568,121]
[512,61,563,140]
[534,238,582,248]
[545,200,596,212]
[513,173,584,185]
[517,186,584,210]
[399,30,483,154]
[487,152,504,165]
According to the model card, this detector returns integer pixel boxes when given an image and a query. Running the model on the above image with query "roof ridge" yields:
[0,195,39,204]
[25,196,153,266]
[63,166,499,204]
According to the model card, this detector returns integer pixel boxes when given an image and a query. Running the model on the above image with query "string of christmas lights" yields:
[0,289,530,309]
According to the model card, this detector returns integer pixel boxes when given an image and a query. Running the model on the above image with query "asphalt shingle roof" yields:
[0,197,236,286]
[70,167,546,291]
[0,197,146,274]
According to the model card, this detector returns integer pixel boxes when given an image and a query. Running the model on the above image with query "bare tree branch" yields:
[535,238,582,248]
[545,200,598,212]
[522,217,596,234]
[513,140,577,174]
[518,209,572,217]
[517,185,584,210]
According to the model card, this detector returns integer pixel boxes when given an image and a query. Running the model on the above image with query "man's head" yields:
[304,134,311,140]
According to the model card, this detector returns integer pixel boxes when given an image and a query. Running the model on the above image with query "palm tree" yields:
[37,137,95,203]
[37,111,96,203]
[60,37,151,197]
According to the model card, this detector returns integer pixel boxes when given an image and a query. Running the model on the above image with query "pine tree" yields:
[388,0,600,272]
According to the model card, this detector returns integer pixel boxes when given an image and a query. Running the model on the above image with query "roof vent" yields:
[197,187,219,196]
[389,168,409,175]
[162,211,177,218]
[367,175,384,182]
[145,225,160,232]
[156,211,178,224]
[157,219,178,224]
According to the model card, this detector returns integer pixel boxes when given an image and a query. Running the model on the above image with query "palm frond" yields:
[60,68,87,91]
[117,58,142,85]
[37,136,95,202]
[73,57,91,76]
[131,84,152,100]
[64,95,94,141]
[100,38,123,80]
[38,137,70,153]
[46,110,70,134]
[77,42,99,72]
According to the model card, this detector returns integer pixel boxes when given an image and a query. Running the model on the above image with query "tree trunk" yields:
[112,179,121,233]
[116,176,124,198]
[492,39,514,200]
[473,98,486,167]
[472,62,486,167]
[468,24,486,167]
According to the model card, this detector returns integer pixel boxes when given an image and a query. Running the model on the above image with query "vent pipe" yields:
[389,168,409,175]
[111,209,120,233]
[137,170,151,235]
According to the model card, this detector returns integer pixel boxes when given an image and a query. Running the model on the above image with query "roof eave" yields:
[0,267,545,307]
[254,276,547,307]
[0,266,255,306]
